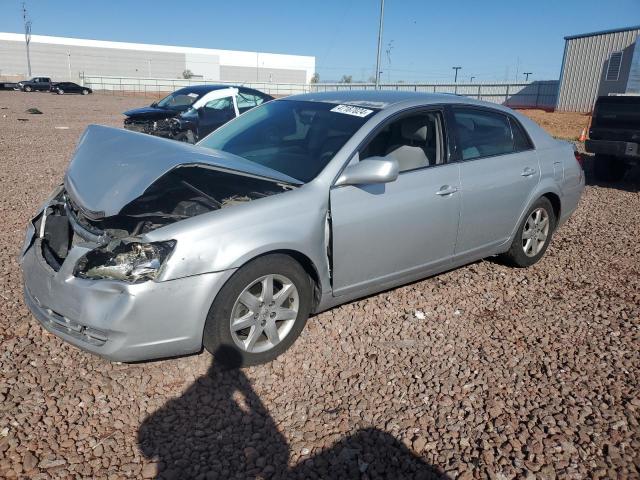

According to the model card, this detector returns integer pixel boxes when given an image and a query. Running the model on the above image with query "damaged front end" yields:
[25,124,300,283]
[33,166,291,283]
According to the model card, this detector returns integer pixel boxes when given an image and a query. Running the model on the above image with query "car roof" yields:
[284,90,467,109]
[174,84,236,95]
[173,84,271,98]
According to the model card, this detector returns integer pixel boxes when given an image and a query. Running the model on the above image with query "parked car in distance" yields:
[17,77,53,92]
[21,91,584,367]
[51,82,92,95]
[585,95,640,181]
[123,85,273,143]
[0,82,18,90]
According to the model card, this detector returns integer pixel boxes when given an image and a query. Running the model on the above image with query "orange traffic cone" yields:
[579,128,587,142]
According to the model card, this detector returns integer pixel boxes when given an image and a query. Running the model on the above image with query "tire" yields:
[203,254,313,367]
[501,197,556,268]
[24,85,32,92]
[82,89,89,95]
[57,89,64,95]
[594,154,627,182]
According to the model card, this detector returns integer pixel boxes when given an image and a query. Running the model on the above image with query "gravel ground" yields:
[0,91,639,479]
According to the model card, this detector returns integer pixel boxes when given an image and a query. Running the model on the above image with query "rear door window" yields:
[453,108,527,160]
[236,92,266,114]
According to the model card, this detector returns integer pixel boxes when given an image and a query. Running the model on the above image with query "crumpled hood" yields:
[64,124,301,218]
[123,106,179,120]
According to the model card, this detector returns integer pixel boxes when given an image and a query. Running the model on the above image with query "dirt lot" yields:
[0,91,639,479]
[519,110,592,141]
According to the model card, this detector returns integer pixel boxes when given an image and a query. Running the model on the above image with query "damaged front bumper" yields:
[20,205,236,362]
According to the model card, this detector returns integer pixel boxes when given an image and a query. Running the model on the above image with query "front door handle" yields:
[521,167,537,177]
[436,185,458,196]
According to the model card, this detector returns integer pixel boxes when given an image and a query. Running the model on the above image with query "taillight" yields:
[574,150,584,169]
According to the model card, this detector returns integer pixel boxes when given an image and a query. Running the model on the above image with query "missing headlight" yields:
[74,240,176,283]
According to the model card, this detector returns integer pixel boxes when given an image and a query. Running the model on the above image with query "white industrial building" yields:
[0,32,315,84]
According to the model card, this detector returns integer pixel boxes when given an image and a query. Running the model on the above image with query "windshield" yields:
[155,90,202,111]
[198,100,377,182]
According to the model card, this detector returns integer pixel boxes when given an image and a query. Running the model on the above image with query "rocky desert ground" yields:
[0,91,638,479]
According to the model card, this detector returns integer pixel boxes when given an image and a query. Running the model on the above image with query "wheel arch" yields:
[541,191,561,224]
[233,249,323,312]
[505,186,562,249]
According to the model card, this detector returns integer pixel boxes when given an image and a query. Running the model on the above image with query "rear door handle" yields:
[521,167,537,177]
[436,185,458,196]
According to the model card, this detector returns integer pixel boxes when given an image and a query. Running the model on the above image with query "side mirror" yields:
[335,156,399,187]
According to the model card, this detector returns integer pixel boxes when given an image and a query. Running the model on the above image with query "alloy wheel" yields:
[229,274,299,353]
[522,207,549,257]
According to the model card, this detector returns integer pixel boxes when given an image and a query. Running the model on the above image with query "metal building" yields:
[556,25,640,112]
[0,32,315,84]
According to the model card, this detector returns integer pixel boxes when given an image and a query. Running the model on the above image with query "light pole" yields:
[374,0,385,89]
[67,50,72,80]
[22,2,32,77]
[452,66,461,83]
[470,76,475,83]
[523,72,533,81]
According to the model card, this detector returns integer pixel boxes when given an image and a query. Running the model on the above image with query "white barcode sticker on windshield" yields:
[330,104,374,117]
[187,92,199,98]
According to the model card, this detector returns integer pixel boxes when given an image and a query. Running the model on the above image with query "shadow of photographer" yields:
[138,346,447,479]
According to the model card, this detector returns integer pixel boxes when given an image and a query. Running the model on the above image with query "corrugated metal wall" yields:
[557,28,640,112]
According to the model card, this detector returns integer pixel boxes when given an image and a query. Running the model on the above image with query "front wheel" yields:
[57,89,64,95]
[203,254,312,367]
[501,197,556,268]
[24,85,32,92]
[82,89,89,95]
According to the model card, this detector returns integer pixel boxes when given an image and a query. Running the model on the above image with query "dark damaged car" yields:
[123,85,272,143]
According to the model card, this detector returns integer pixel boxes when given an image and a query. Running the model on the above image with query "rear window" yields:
[593,97,640,129]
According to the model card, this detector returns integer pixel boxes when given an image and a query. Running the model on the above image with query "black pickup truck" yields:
[586,95,640,181]
[16,77,53,92]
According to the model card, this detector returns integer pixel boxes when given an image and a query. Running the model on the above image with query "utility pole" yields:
[67,50,72,80]
[524,72,533,81]
[374,0,385,89]
[452,66,461,83]
[22,2,32,77]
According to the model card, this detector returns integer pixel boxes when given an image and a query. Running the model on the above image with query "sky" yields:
[1,0,639,83]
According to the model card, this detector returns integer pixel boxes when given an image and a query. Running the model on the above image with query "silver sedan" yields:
[20,91,584,366]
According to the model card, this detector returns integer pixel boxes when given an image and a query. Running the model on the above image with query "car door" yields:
[330,108,461,296]
[197,97,237,137]
[451,107,539,257]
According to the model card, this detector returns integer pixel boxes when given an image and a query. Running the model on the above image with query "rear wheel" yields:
[501,197,556,268]
[203,254,312,367]
[594,154,627,182]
